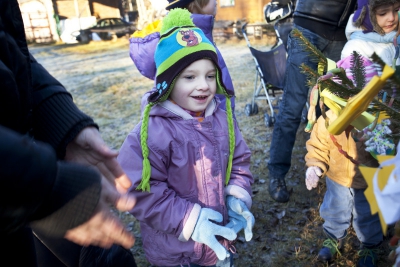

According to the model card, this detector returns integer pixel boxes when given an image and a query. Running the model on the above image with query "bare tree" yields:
[136,0,168,30]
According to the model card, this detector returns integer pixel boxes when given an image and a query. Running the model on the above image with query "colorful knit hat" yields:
[149,9,233,103]
[354,0,400,35]
[165,0,195,10]
[137,8,235,192]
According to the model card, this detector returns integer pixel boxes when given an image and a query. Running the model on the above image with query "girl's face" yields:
[201,0,217,16]
[375,3,400,33]
[170,59,217,112]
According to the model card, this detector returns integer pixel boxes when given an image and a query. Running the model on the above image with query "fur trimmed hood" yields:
[353,0,400,35]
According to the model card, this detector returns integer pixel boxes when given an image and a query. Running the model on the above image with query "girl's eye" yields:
[184,75,195,80]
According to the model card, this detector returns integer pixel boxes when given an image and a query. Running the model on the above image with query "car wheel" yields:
[79,33,90,44]
[111,33,118,41]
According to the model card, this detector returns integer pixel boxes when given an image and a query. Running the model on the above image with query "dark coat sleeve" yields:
[0,0,102,237]
[0,125,101,237]
[29,54,98,158]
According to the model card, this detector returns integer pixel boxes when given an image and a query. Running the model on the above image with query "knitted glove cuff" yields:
[30,162,101,237]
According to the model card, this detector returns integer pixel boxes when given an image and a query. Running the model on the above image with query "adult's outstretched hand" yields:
[64,176,137,249]
[65,127,132,193]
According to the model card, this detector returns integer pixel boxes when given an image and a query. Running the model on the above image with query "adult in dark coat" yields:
[267,0,357,203]
[0,0,137,266]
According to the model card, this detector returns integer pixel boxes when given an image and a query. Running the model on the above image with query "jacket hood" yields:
[369,0,400,35]
[346,14,363,40]
[191,13,214,40]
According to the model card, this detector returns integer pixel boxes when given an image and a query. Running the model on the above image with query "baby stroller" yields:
[241,2,292,127]
[242,0,307,127]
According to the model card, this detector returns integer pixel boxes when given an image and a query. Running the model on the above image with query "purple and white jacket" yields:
[118,98,253,266]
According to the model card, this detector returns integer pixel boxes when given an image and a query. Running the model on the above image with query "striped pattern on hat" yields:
[148,8,233,104]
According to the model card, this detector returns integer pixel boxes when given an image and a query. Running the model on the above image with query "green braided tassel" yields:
[137,157,151,192]
[136,104,153,192]
[225,98,235,185]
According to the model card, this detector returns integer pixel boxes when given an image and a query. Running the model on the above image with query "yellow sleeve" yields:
[305,113,331,174]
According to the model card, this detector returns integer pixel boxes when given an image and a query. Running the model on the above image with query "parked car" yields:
[74,18,136,43]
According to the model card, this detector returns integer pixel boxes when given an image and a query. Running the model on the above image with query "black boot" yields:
[268,176,290,202]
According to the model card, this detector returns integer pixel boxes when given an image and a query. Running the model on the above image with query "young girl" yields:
[305,0,400,266]
[119,8,254,267]
[130,0,236,115]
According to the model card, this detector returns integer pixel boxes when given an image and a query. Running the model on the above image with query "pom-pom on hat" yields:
[165,0,195,10]
[137,8,235,192]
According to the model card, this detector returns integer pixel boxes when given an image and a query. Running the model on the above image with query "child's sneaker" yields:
[317,238,343,262]
[357,246,378,267]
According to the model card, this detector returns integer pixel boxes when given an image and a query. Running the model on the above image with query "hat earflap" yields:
[353,6,367,28]
[136,103,154,192]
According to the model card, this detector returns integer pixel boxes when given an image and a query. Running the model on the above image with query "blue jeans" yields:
[320,177,383,246]
[268,24,347,178]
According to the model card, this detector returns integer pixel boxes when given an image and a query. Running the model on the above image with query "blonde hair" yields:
[185,0,210,14]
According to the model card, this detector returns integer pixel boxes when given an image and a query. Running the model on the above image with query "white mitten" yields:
[225,195,255,242]
[305,166,322,190]
[191,208,236,260]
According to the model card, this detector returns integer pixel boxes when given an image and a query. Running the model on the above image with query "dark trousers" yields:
[0,227,37,266]
[268,24,347,179]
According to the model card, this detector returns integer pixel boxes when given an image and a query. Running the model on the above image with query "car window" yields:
[99,20,110,27]
[113,19,124,26]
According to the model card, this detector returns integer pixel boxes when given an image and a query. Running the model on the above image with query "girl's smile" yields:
[170,59,217,112]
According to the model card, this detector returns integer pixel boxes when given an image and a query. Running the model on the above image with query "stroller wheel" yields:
[253,103,259,114]
[244,103,258,116]
[245,104,252,116]
[264,113,274,127]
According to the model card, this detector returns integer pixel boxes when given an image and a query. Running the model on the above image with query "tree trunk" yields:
[136,0,167,30]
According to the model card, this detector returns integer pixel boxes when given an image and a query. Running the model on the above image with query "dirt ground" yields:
[30,36,394,267]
